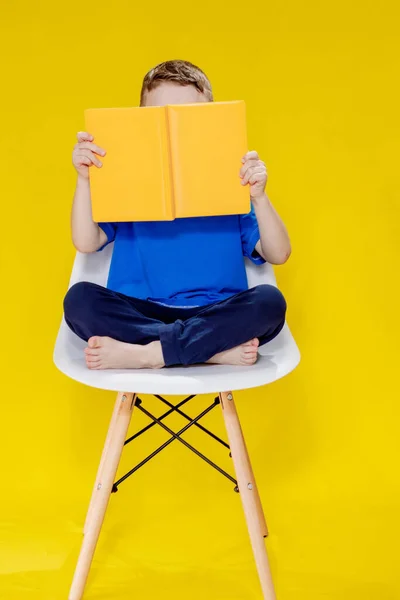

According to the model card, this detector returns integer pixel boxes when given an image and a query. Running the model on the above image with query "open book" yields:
[84,101,250,222]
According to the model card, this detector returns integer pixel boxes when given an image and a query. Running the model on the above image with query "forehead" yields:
[143,82,208,106]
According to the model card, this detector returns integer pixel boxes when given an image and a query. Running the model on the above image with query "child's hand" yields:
[72,131,106,179]
[240,151,268,201]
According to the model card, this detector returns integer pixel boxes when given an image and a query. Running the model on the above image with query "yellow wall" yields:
[1,1,399,598]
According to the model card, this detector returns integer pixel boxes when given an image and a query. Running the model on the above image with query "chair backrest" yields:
[67,243,278,291]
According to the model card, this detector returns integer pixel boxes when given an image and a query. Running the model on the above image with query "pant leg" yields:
[159,284,287,366]
[63,281,180,344]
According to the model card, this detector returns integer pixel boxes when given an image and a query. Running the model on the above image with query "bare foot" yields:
[207,338,259,366]
[84,336,165,370]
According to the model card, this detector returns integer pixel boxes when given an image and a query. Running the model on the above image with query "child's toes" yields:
[242,358,252,365]
[86,358,101,369]
[85,352,100,363]
[243,350,258,363]
[243,339,259,348]
[90,361,103,370]
[85,347,99,356]
[245,355,257,365]
[244,349,257,357]
[88,336,101,349]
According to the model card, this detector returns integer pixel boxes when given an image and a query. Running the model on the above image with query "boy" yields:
[64,60,291,370]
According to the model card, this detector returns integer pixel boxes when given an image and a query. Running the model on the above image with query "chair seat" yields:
[53,245,300,394]
[54,320,300,394]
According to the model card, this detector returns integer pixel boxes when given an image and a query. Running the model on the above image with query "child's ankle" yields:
[145,341,165,369]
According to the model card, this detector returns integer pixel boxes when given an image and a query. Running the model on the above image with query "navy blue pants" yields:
[63,282,286,367]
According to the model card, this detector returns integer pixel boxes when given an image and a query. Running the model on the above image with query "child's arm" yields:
[240,151,291,264]
[71,131,108,253]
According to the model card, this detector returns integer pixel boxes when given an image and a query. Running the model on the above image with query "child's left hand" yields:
[240,151,268,200]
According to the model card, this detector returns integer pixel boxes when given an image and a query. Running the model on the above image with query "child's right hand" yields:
[72,131,106,179]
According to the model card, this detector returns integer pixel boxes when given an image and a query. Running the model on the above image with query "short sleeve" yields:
[239,207,266,265]
[97,222,117,251]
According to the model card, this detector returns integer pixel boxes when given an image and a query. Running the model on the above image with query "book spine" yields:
[164,106,176,221]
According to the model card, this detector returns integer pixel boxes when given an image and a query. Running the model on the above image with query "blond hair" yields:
[140,59,213,105]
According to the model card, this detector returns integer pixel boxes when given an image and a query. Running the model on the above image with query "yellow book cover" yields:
[84,101,250,222]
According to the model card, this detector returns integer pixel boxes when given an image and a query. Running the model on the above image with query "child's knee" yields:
[63,281,97,322]
[255,284,287,322]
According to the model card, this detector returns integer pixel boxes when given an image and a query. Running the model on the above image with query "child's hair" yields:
[140,59,213,105]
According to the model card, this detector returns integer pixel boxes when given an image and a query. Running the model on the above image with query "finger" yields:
[242,150,259,163]
[239,159,259,178]
[75,155,91,167]
[74,141,106,156]
[77,131,94,143]
[248,171,265,185]
[242,165,265,185]
[74,149,103,167]
[240,160,264,180]
[74,151,102,168]
[73,150,103,168]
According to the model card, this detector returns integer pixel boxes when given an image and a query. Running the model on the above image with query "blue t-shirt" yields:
[98,208,265,308]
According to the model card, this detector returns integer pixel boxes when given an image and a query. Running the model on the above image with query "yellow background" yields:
[1,1,399,598]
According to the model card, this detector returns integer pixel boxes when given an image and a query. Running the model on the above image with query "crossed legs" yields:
[63,282,286,369]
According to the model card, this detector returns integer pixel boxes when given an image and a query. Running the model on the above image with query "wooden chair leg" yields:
[219,391,276,600]
[83,395,121,535]
[69,392,136,600]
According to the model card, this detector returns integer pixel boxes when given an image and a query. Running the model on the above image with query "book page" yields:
[85,106,174,222]
[167,101,250,219]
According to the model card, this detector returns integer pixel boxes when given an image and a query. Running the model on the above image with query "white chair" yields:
[54,243,300,600]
